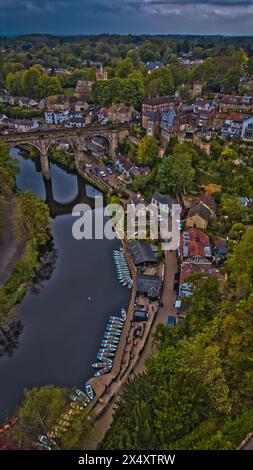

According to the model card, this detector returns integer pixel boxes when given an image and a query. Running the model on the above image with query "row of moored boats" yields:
[92,308,127,377]
[113,249,133,289]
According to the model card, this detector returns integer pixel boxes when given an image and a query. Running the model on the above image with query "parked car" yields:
[100,171,107,177]
[167,315,176,327]
[85,163,92,168]
[106,167,113,174]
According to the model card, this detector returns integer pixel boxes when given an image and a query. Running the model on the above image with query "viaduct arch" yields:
[1,124,130,180]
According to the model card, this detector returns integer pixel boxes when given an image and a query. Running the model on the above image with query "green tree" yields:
[221,146,237,161]
[220,194,243,224]
[37,73,62,99]
[0,140,18,232]
[14,191,50,246]
[115,58,134,79]
[6,70,25,96]
[10,386,68,449]
[156,144,196,196]
[21,67,41,97]
[120,78,145,109]
[137,136,158,166]
[9,385,91,450]
[227,227,253,299]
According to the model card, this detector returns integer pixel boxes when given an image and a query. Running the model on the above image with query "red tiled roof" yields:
[180,262,223,285]
[180,228,211,260]
[225,112,249,122]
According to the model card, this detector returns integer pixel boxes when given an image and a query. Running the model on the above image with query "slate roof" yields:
[136,275,162,299]
[187,205,211,223]
[128,241,157,266]
[143,96,176,106]
[152,192,176,207]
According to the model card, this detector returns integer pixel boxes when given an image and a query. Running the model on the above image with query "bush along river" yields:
[0,148,131,424]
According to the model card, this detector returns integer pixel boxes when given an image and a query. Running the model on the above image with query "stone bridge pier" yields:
[39,142,51,180]
[73,137,86,171]
[38,138,87,180]
[1,123,130,181]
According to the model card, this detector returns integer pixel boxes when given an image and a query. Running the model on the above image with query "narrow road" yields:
[133,250,177,375]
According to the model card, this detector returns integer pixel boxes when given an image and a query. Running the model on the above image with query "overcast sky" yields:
[1,0,253,36]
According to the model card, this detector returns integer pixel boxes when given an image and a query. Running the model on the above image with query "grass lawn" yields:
[63,87,75,97]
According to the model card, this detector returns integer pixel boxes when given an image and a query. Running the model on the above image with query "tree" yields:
[220,194,243,224]
[100,322,231,450]
[145,68,175,96]
[21,67,41,97]
[227,227,253,299]
[14,191,50,246]
[159,68,175,95]
[9,385,91,450]
[115,58,134,79]
[120,78,145,109]
[137,136,158,166]
[221,66,241,93]
[6,70,25,96]
[156,144,196,196]
[221,146,237,161]
[0,140,18,232]
[126,49,142,69]
[0,140,18,192]
[37,73,62,99]
[146,78,161,98]
[10,386,67,449]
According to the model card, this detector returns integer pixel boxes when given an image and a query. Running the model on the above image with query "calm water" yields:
[0,149,130,424]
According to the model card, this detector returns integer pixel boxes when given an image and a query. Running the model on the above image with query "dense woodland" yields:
[1,34,253,108]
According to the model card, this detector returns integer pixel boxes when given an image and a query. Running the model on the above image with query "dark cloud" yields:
[1,0,253,35]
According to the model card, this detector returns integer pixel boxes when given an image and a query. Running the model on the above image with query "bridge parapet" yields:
[0,124,130,180]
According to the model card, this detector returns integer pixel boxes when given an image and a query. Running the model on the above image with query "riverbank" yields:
[0,198,24,287]
[0,191,50,323]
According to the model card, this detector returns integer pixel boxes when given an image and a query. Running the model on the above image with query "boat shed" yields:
[136,274,162,299]
[128,240,157,266]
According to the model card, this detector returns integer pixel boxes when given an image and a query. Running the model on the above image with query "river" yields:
[0,148,130,424]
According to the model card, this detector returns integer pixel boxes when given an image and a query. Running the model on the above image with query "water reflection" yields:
[0,148,130,424]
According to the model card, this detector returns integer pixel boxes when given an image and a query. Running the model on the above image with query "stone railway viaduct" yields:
[0,124,130,180]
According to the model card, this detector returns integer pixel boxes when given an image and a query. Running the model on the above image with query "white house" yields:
[45,110,69,125]
[241,116,253,142]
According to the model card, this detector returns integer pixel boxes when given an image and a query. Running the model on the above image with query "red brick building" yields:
[219,95,253,114]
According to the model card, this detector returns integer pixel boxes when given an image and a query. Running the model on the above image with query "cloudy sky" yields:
[1,0,253,35]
